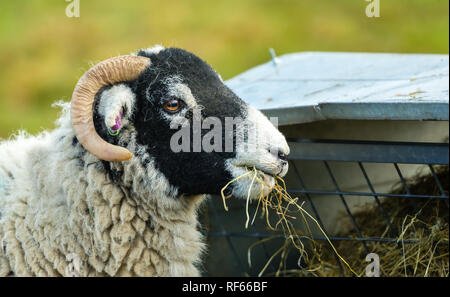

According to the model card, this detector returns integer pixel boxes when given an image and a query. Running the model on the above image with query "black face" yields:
[129,48,246,195]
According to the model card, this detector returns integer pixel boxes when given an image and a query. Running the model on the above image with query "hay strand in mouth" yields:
[245,168,259,229]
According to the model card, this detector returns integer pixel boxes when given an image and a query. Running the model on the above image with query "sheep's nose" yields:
[269,146,289,163]
[278,152,288,162]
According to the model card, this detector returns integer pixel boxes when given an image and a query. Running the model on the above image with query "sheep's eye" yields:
[163,98,184,113]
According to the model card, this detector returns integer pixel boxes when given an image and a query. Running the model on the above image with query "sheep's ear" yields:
[97,84,136,136]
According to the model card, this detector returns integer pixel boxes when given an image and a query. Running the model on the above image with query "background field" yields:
[0,0,448,138]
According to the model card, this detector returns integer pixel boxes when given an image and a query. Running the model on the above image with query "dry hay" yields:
[221,166,449,277]
[308,165,449,277]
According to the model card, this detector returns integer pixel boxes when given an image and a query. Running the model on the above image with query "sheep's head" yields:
[71,46,289,201]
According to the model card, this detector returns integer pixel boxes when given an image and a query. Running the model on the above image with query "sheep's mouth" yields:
[224,164,277,200]
[248,167,276,184]
[234,165,278,179]
[231,164,279,185]
[229,158,286,178]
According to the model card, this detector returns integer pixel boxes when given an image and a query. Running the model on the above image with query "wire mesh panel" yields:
[200,138,449,276]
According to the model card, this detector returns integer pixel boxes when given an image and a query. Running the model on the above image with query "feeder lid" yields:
[226,52,449,126]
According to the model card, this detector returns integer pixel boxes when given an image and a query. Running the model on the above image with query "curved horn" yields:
[71,55,150,162]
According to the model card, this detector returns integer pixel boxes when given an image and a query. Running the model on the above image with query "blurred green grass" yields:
[0,0,448,138]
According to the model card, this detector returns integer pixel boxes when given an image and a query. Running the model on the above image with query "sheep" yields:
[0,46,290,276]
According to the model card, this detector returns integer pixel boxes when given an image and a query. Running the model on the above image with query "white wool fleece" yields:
[0,103,206,276]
